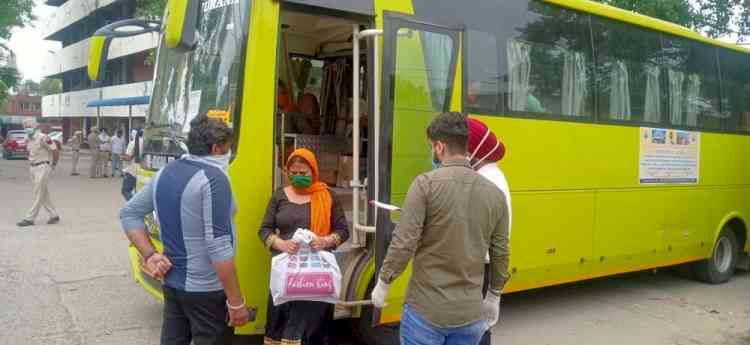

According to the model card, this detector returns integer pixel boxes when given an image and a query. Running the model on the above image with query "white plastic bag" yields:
[270,229,342,306]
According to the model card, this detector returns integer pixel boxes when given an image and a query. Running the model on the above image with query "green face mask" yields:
[290,175,313,189]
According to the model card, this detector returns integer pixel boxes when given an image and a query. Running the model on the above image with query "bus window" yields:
[590,16,665,124]
[661,36,724,130]
[718,49,750,132]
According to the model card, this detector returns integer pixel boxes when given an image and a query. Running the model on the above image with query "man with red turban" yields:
[467,117,512,345]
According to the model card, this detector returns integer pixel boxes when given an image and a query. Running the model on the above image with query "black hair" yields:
[426,112,468,155]
[186,114,234,156]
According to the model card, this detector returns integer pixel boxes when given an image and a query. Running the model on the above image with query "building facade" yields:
[0,95,50,138]
[41,0,158,142]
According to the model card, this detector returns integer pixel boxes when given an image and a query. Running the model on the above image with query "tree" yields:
[595,0,750,42]
[0,0,35,50]
[40,78,62,96]
[17,79,40,96]
[135,0,168,20]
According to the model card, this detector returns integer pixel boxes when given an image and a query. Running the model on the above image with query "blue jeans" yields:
[111,153,122,176]
[400,304,487,345]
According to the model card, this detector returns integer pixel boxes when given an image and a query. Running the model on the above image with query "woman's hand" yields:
[273,239,300,254]
[311,236,335,251]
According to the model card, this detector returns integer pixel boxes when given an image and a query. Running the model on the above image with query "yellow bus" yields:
[89,0,750,342]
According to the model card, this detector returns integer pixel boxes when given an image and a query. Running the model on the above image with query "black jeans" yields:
[121,173,136,201]
[161,286,234,345]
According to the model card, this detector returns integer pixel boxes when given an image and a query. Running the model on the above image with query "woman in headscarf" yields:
[258,148,349,345]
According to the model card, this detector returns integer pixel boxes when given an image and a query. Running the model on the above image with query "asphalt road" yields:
[1,156,748,345]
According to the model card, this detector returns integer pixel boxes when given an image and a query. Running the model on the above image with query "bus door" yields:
[372,12,461,325]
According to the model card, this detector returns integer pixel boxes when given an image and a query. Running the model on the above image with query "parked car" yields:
[2,130,29,159]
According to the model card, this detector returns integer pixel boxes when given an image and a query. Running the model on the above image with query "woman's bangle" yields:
[226,298,246,310]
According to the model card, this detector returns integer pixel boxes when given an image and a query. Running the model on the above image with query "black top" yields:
[258,188,349,256]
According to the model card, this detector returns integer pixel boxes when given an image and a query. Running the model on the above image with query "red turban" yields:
[467,118,505,164]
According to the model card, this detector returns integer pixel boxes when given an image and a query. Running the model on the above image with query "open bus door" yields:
[371,12,461,326]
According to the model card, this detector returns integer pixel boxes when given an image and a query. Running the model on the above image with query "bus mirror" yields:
[87,35,112,82]
[165,0,201,51]
[87,19,161,82]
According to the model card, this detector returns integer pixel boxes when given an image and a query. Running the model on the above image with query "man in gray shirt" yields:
[371,112,510,345]
[120,115,248,345]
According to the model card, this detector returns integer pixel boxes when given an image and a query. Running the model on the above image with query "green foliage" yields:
[40,78,62,96]
[0,0,34,41]
[0,80,8,111]
[17,79,40,96]
[135,0,168,20]
[595,0,750,41]
[0,67,20,91]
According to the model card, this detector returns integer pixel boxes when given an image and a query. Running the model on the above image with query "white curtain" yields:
[420,31,454,110]
[562,50,588,117]
[507,39,531,112]
[609,60,631,120]
[668,70,685,125]
[685,74,701,127]
[644,65,661,123]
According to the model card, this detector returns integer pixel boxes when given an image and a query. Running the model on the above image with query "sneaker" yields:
[16,220,34,227]
[47,216,60,225]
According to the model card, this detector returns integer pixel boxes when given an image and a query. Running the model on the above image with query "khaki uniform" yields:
[23,132,59,222]
[87,132,101,178]
[70,134,83,175]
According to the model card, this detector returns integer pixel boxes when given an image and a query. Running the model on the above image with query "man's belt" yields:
[30,161,50,167]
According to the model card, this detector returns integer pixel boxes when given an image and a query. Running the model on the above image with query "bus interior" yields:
[274,9,374,318]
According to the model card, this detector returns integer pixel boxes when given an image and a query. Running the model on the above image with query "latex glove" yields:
[371,278,390,308]
[482,291,501,328]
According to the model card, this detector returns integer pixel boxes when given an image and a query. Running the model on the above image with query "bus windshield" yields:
[144,0,250,158]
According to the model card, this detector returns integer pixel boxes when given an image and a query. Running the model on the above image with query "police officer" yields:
[87,127,101,178]
[70,130,83,176]
[17,123,61,227]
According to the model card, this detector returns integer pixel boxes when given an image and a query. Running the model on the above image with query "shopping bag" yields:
[270,229,342,306]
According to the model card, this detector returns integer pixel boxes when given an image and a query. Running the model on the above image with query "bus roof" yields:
[547,0,750,54]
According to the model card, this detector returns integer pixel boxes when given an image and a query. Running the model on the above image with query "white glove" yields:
[371,278,390,308]
[482,291,501,328]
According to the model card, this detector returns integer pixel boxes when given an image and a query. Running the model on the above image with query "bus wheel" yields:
[694,228,739,284]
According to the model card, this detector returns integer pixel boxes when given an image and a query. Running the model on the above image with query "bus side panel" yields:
[593,190,666,274]
[663,189,712,261]
[503,191,594,293]
[231,0,280,335]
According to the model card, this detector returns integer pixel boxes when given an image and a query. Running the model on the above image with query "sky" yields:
[7,0,61,82]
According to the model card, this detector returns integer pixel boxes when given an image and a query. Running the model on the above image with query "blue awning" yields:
[86,96,150,108]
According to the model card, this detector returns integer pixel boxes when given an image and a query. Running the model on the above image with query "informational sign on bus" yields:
[639,127,700,184]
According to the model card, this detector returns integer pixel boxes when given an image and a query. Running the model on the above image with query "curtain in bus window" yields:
[644,65,661,123]
[668,70,685,125]
[507,39,531,112]
[562,50,588,117]
[608,60,631,120]
[685,74,701,127]
[421,31,454,111]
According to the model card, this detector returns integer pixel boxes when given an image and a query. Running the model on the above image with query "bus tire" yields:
[694,228,739,284]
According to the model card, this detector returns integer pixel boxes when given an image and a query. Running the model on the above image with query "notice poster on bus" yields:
[639,127,700,184]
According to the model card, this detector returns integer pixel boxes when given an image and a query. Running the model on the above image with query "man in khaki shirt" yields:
[69,130,83,176]
[87,127,101,178]
[17,123,61,227]
[371,112,510,345]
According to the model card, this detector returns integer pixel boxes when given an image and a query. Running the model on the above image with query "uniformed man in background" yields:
[87,127,101,178]
[17,123,61,227]
[70,130,83,176]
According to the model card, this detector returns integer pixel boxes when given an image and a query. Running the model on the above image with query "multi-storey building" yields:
[40,0,158,142]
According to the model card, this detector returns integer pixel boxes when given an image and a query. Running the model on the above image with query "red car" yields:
[2,130,29,160]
